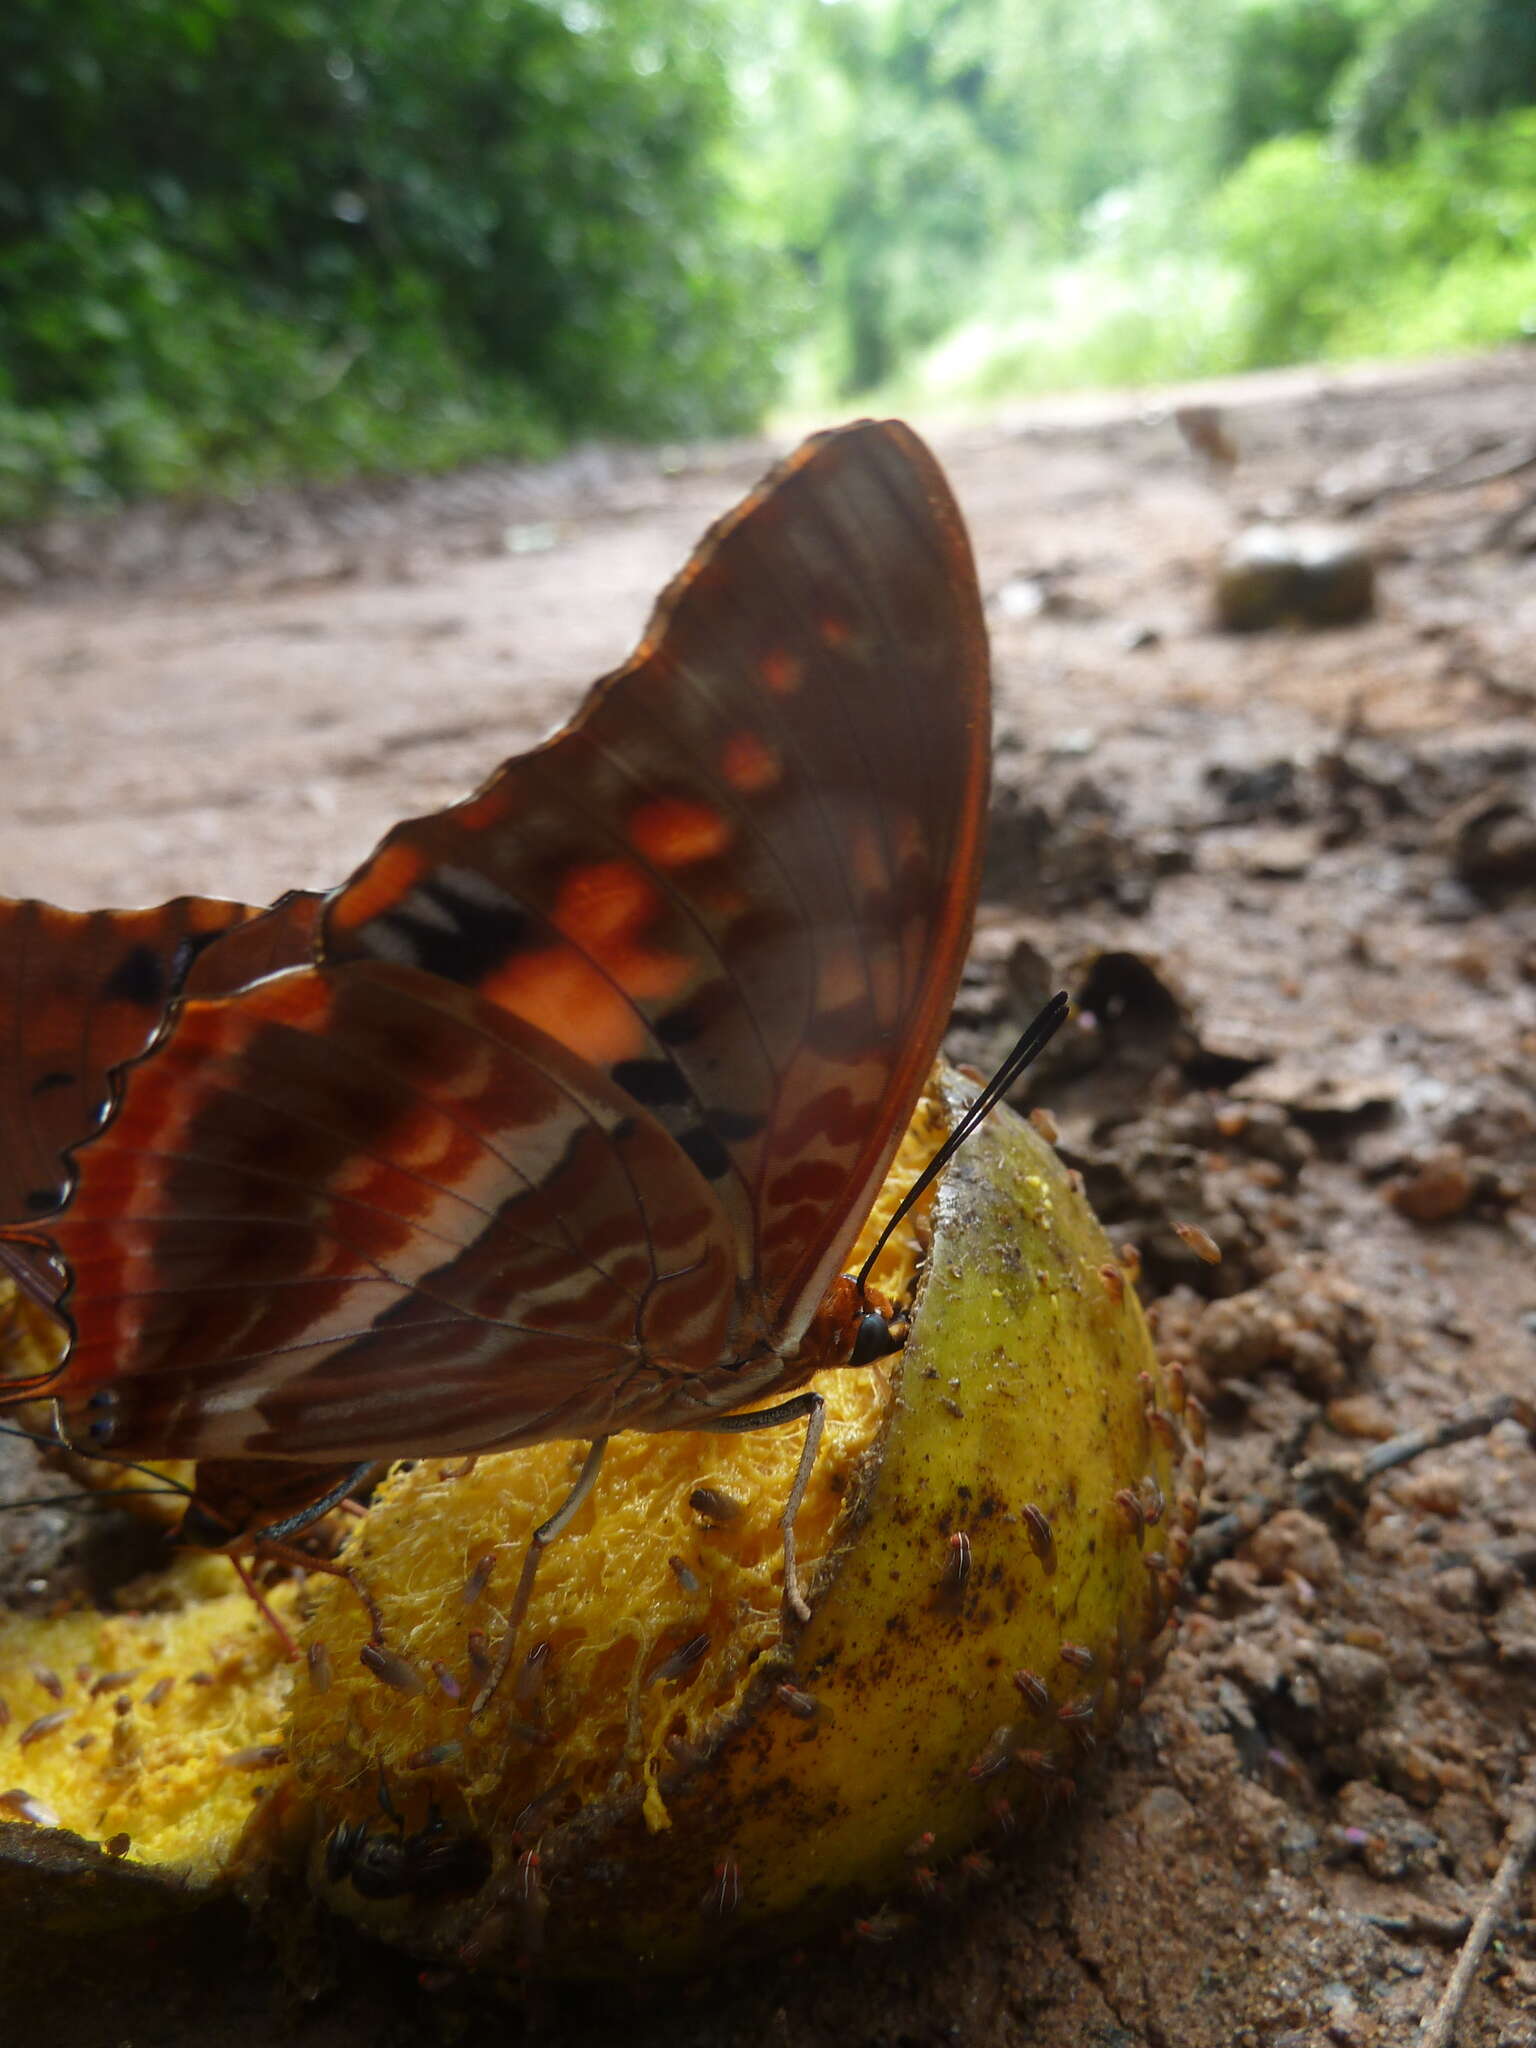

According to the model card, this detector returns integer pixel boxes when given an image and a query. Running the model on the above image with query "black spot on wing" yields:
[25,1185,62,1215]
[656,1000,708,1049]
[612,1058,693,1110]
[678,1125,732,1182]
[102,944,166,1009]
[382,880,536,986]
[31,1070,75,1096]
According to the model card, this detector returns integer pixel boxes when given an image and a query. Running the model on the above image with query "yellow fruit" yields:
[289,1062,1201,1974]
[0,1062,1201,1972]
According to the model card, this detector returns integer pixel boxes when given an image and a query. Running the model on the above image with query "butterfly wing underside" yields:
[10,421,989,1462]
[41,962,743,1457]
[326,420,989,1347]
[0,892,320,1225]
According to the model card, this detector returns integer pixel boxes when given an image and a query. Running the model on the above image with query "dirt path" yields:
[2,350,1535,2046]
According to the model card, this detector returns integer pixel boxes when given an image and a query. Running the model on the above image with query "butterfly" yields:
[0,420,990,1619]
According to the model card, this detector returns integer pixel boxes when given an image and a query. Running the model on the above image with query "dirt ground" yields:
[1,349,1534,2046]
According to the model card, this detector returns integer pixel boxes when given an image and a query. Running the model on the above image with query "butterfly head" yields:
[850,1302,907,1367]
[793,1270,907,1380]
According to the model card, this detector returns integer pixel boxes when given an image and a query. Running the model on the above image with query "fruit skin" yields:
[303,1065,1201,1976]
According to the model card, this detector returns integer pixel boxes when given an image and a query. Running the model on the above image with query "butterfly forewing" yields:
[326,420,988,1352]
[0,891,320,1226]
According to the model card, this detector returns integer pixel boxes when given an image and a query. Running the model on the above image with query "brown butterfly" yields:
[0,420,990,1644]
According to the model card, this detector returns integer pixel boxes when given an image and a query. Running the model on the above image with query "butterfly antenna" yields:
[0,1486,200,1513]
[0,1417,201,1502]
[856,991,1072,1294]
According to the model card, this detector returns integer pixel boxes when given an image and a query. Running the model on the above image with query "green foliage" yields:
[0,0,791,521]
[1210,112,1536,365]
[1214,0,1371,168]
[743,0,1224,402]
[7,0,1536,515]
[787,0,1536,413]
[1335,0,1536,159]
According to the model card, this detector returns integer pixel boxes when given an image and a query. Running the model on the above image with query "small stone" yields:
[1134,1785,1194,1838]
[1389,1468,1465,1518]
[1335,1781,1442,1880]
[1434,1566,1479,1612]
[1247,1510,1342,1589]
[1386,1147,1475,1223]
[1325,1394,1396,1441]
[1307,1643,1390,1737]
[1215,523,1375,632]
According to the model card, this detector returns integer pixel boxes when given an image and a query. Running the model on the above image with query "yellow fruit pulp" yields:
[0,1554,296,1879]
[288,1088,949,1845]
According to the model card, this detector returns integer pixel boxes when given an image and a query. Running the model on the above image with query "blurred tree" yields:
[747,0,1219,398]
[0,0,790,515]
[1337,0,1536,158]
[1214,0,1370,167]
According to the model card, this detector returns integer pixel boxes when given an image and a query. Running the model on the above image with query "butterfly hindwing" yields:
[40,960,743,1459]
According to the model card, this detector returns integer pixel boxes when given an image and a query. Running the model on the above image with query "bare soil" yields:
[2,349,1534,2046]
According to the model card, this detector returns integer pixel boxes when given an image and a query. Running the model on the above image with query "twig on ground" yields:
[1415,1764,1536,2048]
[1357,1393,1536,1483]
[1331,437,1536,514]
[1362,1910,1471,1948]
[1191,1392,1535,1579]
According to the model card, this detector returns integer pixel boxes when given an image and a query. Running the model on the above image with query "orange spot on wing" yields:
[761,650,802,696]
[629,797,731,867]
[819,614,852,648]
[606,944,691,1005]
[484,858,694,1055]
[457,787,513,832]
[486,947,648,1067]
[721,732,781,794]
[330,843,429,933]
[554,862,659,947]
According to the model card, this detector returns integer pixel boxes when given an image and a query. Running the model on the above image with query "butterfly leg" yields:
[192,1462,384,1652]
[470,1435,610,1718]
[690,1391,827,1623]
[226,1550,301,1659]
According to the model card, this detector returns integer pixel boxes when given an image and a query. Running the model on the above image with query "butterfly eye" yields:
[849,1308,904,1367]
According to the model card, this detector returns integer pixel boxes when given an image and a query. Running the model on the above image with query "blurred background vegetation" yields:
[1,0,1533,521]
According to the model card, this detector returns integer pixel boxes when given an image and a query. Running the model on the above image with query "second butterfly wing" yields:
[0,892,321,1227]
